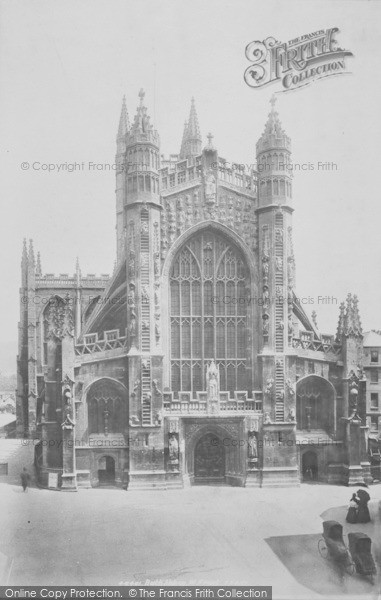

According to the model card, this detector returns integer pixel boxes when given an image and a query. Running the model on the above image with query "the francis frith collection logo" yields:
[244,28,353,92]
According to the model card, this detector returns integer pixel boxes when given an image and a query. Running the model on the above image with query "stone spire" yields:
[179,98,202,160]
[75,256,81,285]
[352,294,363,335]
[117,95,130,139]
[127,89,159,146]
[36,251,42,276]
[336,301,346,342]
[21,238,28,286]
[21,238,28,267]
[343,293,363,338]
[131,89,152,134]
[179,120,188,159]
[28,239,35,268]
[257,95,291,155]
[188,97,201,139]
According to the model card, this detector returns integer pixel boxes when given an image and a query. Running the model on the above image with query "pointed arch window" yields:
[170,231,250,398]
[87,380,125,435]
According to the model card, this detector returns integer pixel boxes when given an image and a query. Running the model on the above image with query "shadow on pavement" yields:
[266,501,381,596]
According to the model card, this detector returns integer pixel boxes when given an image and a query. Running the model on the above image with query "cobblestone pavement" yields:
[1,482,380,599]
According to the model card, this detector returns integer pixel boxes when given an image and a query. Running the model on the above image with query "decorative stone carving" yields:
[61,412,75,430]
[47,294,74,340]
[248,416,259,432]
[275,228,283,244]
[141,221,149,235]
[152,379,162,396]
[262,313,270,336]
[248,432,258,459]
[263,412,272,424]
[262,286,269,308]
[206,360,220,403]
[265,379,274,397]
[169,419,179,434]
[287,408,296,422]
[286,378,295,396]
[141,286,150,303]
[168,433,179,461]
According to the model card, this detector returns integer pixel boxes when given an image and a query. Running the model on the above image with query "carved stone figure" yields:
[206,360,220,402]
[248,433,258,459]
[262,286,270,308]
[61,412,75,430]
[275,228,283,244]
[262,313,270,335]
[287,408,296,422]
[168,433,179,461]
[141,286,150,303]
[265,379,273,397]
[263,412,272,424]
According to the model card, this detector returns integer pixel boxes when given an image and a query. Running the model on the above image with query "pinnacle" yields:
[28,239,35,266]
[117,95,130,138]
[36,251,42,276]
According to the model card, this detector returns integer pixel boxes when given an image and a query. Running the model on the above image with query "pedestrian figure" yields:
[356,489,371,523]
[346,493,359,523]
[20,467,30,492]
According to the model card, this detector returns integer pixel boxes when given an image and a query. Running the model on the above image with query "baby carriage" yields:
[348,532,377,584]
[318,520,355,575]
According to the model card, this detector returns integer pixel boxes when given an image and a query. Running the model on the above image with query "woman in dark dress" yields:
[356,489,371,523]
[346,493,359,523]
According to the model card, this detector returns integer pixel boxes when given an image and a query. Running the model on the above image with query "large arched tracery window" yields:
[170,230,250,398]
[87,379,126,434]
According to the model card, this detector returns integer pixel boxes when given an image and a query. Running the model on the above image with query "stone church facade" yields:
[16,90,377,490]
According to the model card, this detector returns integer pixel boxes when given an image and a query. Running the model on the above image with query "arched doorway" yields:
[98,456,115,485]
[302,450,318,482]
[194,433,225,484]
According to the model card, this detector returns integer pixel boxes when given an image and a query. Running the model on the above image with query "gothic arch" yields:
[84,377,128,435]
[185,422,234,480]
[39,295,66,365]
[162,222,257,397]
[296,375,336,433]
[161,221,258,389]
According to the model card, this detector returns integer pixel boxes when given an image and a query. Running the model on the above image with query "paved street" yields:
[1,482,381,599]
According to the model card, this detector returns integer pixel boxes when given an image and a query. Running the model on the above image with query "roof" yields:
[363,330,381,347]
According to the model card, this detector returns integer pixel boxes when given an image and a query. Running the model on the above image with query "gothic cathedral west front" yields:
[16,90,378,490]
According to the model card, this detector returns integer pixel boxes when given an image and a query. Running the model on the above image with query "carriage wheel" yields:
[318,539,328,559]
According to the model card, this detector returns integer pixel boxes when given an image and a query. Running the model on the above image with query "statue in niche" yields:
[206,360,220,402]
[262,313,269,335]
[128,308,137,339]
[263,412,272,424]
[287,408,296,422]
[262,286,270,308]
[265,379,273,397]
[248,433,258,459]
[168,433,179,461]
[262,260,269,279]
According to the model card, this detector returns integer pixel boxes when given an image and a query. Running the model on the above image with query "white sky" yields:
[0,0,380,372]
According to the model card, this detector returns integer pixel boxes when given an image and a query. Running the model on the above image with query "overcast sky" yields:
[0,0,380,372]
